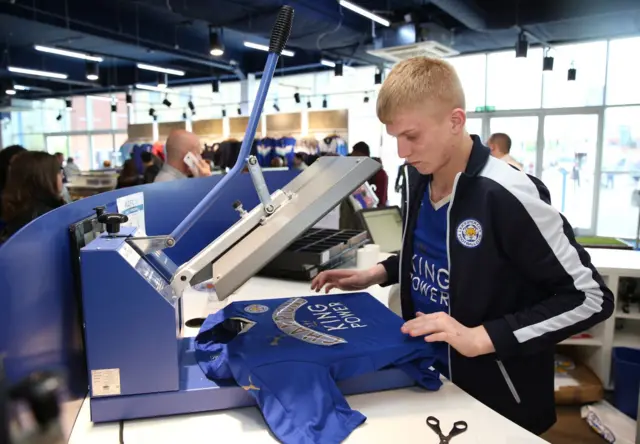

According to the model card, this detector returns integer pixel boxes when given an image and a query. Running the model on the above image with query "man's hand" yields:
[401,312,495,358]
[310,264,388,294]
[197,158,212,177]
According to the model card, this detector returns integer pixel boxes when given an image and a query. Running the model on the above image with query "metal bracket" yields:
[247,155,274,215]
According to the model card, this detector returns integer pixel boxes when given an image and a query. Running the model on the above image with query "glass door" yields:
[489,116,539,176]
[542,114,599,231]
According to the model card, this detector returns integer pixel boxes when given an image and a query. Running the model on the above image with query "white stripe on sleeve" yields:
[479,157,604,343]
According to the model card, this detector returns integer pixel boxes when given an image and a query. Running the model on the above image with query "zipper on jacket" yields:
[398,166,410,298]
[445,172,461,383]
[497,360,521,404]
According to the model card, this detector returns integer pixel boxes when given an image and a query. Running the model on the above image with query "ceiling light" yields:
[515,32,528,58]
[364,95,369,103]
[212,79,220,93]
[86,61,100,81]
[188,100,195,112]
[339,1,390,27]
[334,61,344,77]
[56,113,62,121]
[182,111,188,120]
[149,108,156,117]
[294,92,301,104]
[210,28,225,57]
[273,102,280,112]
[14,85,30,91]
[65,99,72,110]
[5,87,16,96]
[568,67,577,81]
[163,97,172,108]
[237,107,242,116]
[374,70,382,85]
[126,92,133,106]
[222,108,227,118]
[244,41,295,57]
[322,97,328,109]
[34,45,103,62]
[8,66,68,80]
[543,56,554,72]
[307,99,312,109]
[136,63,185,76]
[135,83,172,92]
[321,59,336,68]
[111,103,117,113]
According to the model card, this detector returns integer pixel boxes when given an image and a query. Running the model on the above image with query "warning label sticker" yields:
[91,368,121,396]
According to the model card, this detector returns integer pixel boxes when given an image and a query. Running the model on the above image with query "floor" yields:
[541,406,607,444]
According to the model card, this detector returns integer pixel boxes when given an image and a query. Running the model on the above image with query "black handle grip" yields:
[269,6,294,55]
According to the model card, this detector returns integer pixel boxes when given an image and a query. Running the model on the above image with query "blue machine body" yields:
[80,227,414,422]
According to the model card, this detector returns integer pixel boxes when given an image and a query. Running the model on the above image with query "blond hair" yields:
[376,57,466,123]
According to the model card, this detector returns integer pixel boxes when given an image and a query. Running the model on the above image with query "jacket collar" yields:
[464,134,491,177]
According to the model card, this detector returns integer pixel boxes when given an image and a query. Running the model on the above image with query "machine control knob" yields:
[93,206,106,218]
[97,213,129,235]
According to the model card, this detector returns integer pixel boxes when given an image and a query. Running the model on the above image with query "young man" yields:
[311,57,613,435]
[487,132,523,171]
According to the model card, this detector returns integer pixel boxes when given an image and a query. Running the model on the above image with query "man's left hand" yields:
[401,312,495,358]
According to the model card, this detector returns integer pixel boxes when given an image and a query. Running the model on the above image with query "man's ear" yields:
[450,108,466,134]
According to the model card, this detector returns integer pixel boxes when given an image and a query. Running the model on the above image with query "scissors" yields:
[426,416,468,443]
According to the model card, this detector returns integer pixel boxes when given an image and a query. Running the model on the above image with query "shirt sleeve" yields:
[244,362,365,444]
[482,174,614,358]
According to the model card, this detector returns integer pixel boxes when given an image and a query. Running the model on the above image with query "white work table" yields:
[69,263,547,444]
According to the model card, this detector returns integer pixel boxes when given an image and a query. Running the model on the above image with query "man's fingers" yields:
[325,283,337,294]
[425,332,448,343]
[403,320,443,337]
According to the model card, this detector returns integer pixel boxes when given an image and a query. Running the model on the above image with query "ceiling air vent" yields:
[367,40,459,63]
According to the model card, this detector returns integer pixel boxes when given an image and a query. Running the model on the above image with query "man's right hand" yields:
[310,264,388,294]
[196,158,212,177]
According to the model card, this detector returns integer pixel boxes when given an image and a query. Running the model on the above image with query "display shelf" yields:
[614,323,640,349]
[559,337,603,346]
[615,308,640,320]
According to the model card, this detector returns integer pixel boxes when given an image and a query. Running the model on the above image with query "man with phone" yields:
[154,130,211,183]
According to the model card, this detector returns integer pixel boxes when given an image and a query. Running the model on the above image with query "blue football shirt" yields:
[411,185,450,372]
[195,293,441,444]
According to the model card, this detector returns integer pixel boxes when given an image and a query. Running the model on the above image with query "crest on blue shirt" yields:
[244,304,270,314]
[456,219,483,248]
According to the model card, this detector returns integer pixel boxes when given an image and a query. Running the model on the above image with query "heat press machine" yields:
[79,6,413,423]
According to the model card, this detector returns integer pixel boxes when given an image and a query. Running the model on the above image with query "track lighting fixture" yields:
[237,107,242,115]
[322,96,327,109]
[273,102,280,112]
[65,99,72,110]
[86,61,99,81]
[209,28,225,56]
[163,96,172,107]
[374,69,382,85]
[126,92,133,106]
[334,61,343,77]
[515,31,528,58]
[212,79,220,93]
[188,100,195,112]
[222,108,227,118]
[294,92,301,104]
[307,98,312,109]
[149,108,156,117]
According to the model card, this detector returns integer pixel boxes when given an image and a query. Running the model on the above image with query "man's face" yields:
[385,106,459,175]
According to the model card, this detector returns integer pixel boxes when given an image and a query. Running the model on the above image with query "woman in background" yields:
[0,145,27,222]
[0,151,65,243]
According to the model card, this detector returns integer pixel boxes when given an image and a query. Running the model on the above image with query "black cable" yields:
[119,420,124,444]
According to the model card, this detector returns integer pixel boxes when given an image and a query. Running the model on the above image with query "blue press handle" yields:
[169,6,294,244]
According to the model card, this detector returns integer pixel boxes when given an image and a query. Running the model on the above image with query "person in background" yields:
[350,142,388,206]
[54,152,68,183]
[155,130,211,182]
[0,145,27,223]
[292,152,308,171]
[311,56,613,435]
[270,156,285,168]
[0,151,65,243]
[487,133,523,171]
[64,157,81,178]
[141,151,161,184]
[116,158,142,189]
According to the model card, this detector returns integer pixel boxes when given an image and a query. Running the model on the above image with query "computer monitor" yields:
[357,206,403,254]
